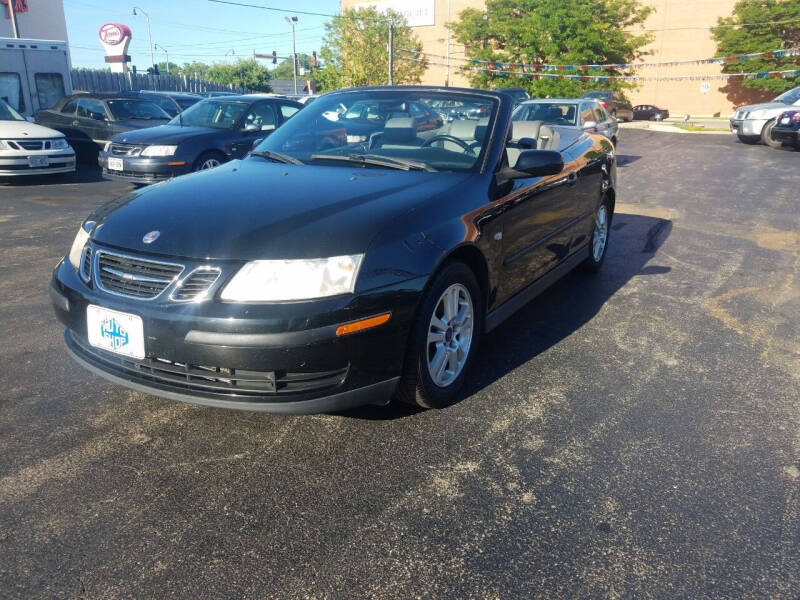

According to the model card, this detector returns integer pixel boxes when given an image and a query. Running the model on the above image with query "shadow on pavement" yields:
[616,154,642,167]
[0,165,107,187]
[344,212,672,420]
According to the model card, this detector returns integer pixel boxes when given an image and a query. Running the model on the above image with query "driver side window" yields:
[244,102,277,131]
[77,99,106,120]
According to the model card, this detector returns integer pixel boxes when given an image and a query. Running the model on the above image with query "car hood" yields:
[112,124,217,144]
[737,101,796,114]
[89,158,473,260]
[1,120,64,138]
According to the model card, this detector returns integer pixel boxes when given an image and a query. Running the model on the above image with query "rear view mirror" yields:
[582,120,597,129]
[498,150,564,184]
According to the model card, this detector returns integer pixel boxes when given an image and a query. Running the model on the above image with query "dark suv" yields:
[581,91,633,122]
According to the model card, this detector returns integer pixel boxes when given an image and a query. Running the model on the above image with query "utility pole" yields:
[155,44,169,73]
[132,7,155,72]
[388,19,394,85]
[285,15,298,95]
[444,0,451,87]
[7,0,20,38]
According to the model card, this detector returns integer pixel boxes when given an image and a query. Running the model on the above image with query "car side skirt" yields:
[485,244,588,332]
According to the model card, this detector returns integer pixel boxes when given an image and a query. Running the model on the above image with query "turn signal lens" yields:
[335,312,391,337]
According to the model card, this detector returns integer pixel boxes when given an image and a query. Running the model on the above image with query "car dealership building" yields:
[343,0,767,116]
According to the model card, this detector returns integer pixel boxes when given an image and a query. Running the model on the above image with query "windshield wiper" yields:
[310,153,436,172]
[250,150,304,165]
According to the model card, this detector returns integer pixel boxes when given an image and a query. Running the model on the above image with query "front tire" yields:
[761,119,782,148]
[397,262,483,408]
[583,195,611,272]
[193,151,226,171]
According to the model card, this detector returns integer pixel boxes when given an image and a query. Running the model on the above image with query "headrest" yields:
[544,107,563,121]
[474,117,490,144]
[512,120,543,141]
[383,117,417,143]
[449,119,477,140]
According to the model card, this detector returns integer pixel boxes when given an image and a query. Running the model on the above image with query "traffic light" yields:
[272,50,277,64]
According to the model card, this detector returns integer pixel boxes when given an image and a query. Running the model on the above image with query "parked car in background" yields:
[730,86,800,148]
[770,109,800,149]
[581,91,634,122]
[125,91,203,117]
[0,98,75,178]
[513,98,618,146]
[51,86,617,413]
[35,92,171,160]
[632,104,669,121]
[334,99,443,144]
[98,95,302,184]
[203,91,239,98]
[492,87,531,105]
[297,94,319,105]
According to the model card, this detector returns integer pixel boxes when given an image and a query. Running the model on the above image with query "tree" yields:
[156,61,181,75]
[712,0,800,95]
[272,53,312,80]
[206,59,272,92]
[450,0,654,98]
[177,61,212,80]
[317,7,427,91]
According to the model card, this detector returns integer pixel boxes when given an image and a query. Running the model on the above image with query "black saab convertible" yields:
[51,86,617,414]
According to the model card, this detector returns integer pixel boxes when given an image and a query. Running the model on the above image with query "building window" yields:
[0,72,25,112]
[34,73,65,110]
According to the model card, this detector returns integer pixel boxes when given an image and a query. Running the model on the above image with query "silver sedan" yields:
[512,98,619,146]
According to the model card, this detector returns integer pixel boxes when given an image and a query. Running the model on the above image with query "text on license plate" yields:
[28,156,49,167]
[86,304,145,359]
[107,157,124,171]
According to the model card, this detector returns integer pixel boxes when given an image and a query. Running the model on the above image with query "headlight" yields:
[0,140,10,150]
[51,137,70,150]
[67,226,91,270]
[748,110,768,119]
[221,255,363,302]
[141,145,177,157]
[346,135,367,143]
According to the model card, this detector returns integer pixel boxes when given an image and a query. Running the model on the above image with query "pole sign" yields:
[99,23,132,74]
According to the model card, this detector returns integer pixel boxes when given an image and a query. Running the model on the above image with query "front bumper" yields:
[771,125,799,144]
[98,152,192,184]
[729,118,768,137]
[0,152,76,176]
[51,254,424,413]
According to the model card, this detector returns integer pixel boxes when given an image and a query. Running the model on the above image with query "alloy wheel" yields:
[426,283,474,387]
[592,205,609,262]
[200,158,221,170]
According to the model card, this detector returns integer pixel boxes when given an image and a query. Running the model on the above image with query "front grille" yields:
[96,251,184,299]
[80,246,92,282]
[14,140,48,150]
[71,333,348,397]
[110,143,143,157]
[103,168,169,181]
[171,268,221,301]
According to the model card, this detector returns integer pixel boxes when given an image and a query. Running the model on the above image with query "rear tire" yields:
[396,262,483,409]
[761,119,782,148]
[737,134,760,145]
[583,194,612,273]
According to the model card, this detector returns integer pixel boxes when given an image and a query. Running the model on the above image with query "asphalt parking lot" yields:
[1,130,798,599]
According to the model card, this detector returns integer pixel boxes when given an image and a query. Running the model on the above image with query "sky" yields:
[65,0,341,70]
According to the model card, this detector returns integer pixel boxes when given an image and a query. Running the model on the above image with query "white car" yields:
[729,86,800,147]
[0,99,75,177]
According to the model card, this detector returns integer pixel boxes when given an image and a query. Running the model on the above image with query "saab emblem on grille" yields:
[100,317,129,350]
[142,230,160,244]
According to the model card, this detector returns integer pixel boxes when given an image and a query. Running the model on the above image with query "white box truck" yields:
[0,38,72,117]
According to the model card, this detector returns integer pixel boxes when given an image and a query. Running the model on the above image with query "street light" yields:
[284,15,298,95]
[132,7,156,72]
[154,43,169,73]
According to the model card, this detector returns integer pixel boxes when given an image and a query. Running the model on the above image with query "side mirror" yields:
[582,120,597,130]
[498,150,564,184]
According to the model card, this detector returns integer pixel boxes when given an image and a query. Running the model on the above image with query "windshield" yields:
[513,102,578,126]
[170,100,248,128]
[253,90,498,172]
[775,87,800,105]
[107,99,170,120]
[0,99,25,121]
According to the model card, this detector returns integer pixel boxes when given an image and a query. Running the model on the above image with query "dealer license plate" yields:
[87,304,145,359]
[107,157,124,171]
[28,155,49,167]
[780,116,791,125]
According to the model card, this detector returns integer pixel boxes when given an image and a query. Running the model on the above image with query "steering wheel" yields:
[422,135,476,155]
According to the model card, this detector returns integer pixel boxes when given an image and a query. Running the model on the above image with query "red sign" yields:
[3,0,29,18]
[98,23,131,46]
